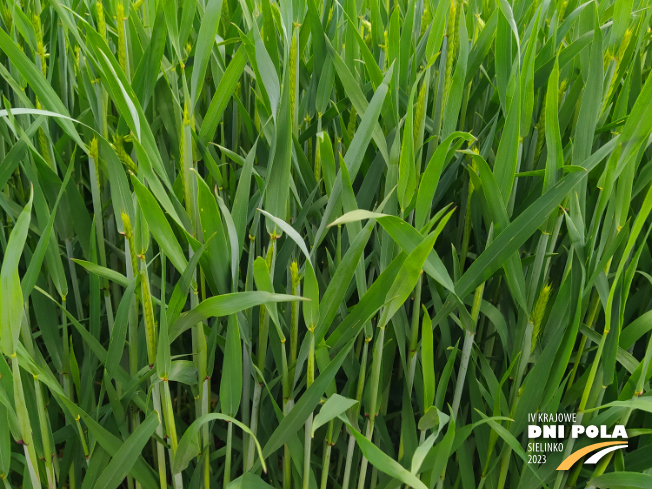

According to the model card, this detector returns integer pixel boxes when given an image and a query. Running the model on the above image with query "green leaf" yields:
[493,75,521,204]
[220,315,242,417]
[253,257,284,340]
[227,473,275,489]
[312,66,393,247]
[171,292,306,340]
[589,472,652,489]
[190,0,224,111]
[422,307,435,410]
[311,394,358,436]
[347,421,427,489]
[412,408,450,474]
[453,139,617,301]
[196,171,230,294]
[398,77,418,211]
[464,151,527,310]
[261,340,354,459]
[131,176,188,273]
[72,260,129,288]
[94,411,160,489]
[232,142,257,260]
[198,45,248,145]
[378,228,441,328]
[543,58,563,196]
[0,191,32,356]
[174,413,265,474]
[0,29,85,150]
[264,67,292,235]
[415,132,475,230]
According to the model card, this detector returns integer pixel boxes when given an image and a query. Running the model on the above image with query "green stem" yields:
[225,422,233,487]
[303,330,315,489]
[320,421,334,489]
[357,326,385,489]
[152,382,167,489]
[35,378,55,488]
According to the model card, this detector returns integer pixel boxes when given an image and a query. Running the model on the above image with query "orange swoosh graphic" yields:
[556,441,628,470]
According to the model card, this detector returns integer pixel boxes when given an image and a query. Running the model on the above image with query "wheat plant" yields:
[0,0,652,487]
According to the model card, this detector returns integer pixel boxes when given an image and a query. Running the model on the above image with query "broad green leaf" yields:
[227,473,275,489]
[378,228,441,328]
[94,412,160,489]
[311,394,358,436]
[173,413,265,473]
[422,307,435,410]
[72,260,129,288]
[0,29,85,150]
[198,45,248,145]
[411,407,450,474]
[196,171,230,294]
[261,340,354,459]
[453,138,617,301]
[131,176,188,273]
[171,292,305,340]
[264,67,292,234]
[220,315,242,416]
[190,0,224,111]
[493,74,521,203]
[589,472,652,489]
[347,420,427,489]
[415,132,475,230]
[0,192,32,356]
[398,76,419,211]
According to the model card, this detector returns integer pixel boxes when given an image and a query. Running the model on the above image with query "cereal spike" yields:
[116,2,128,75]
[414,78,428,148]
[121,212,139,279]
[113,135,138,174]
[96,0,107,41]
[531,283,552,353]
[89,138,101,193]
[444,0,458,94]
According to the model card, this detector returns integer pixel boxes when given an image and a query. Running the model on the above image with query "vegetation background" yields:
[0,0,652,487]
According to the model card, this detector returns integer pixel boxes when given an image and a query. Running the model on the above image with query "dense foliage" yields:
[1,0,652,487]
